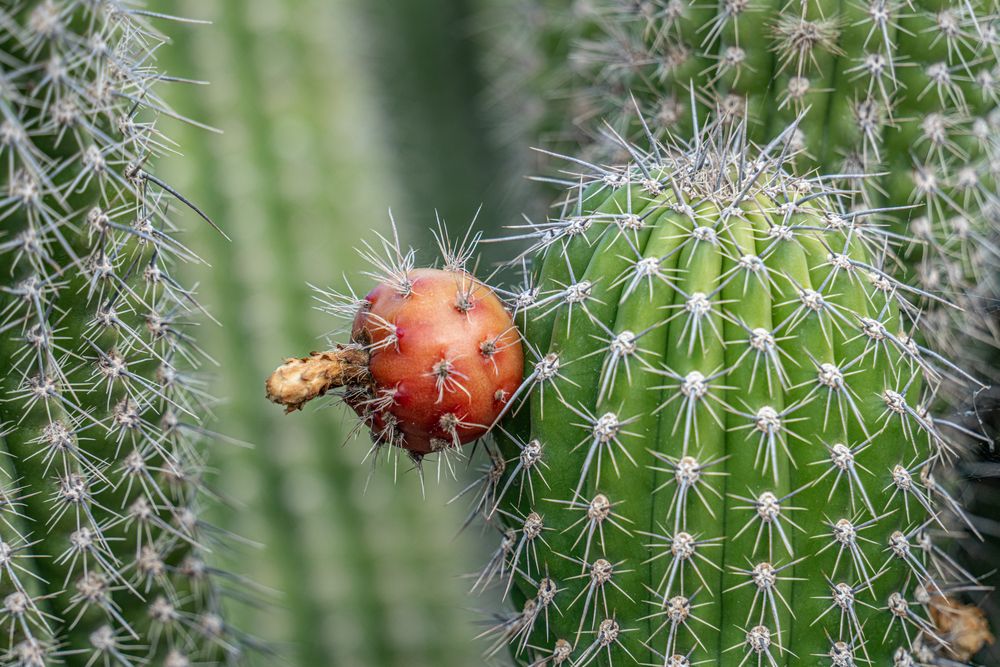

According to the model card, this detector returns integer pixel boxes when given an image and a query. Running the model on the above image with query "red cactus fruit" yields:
[266,268,523,455]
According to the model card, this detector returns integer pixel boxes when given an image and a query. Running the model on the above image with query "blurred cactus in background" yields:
[159,0,501,665]
[0,1,251,664]
[361,0,521,266]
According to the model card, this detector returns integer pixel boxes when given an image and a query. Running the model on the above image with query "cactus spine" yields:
[484,123,989,665]
[0,3,248,664]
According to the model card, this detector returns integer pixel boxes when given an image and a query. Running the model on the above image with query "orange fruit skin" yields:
[352,268,523,454]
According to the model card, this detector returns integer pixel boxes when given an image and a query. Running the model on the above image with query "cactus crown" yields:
[0,2,248,664]
[290,114,990,665]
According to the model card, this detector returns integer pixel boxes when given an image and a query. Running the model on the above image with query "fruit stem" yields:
[266,344,370,412]
[930,595,995,661]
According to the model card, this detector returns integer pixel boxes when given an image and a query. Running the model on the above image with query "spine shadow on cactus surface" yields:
[265,106,995,666]
[0,3,257,665]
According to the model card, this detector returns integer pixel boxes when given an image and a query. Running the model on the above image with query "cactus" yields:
[0,2,252,664]
[485,0,1000,373]
[271,114,993,664]
[478,120,992,666]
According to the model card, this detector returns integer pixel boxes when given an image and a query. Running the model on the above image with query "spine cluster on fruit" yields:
[0,3,249,664]
[267,225,525,478]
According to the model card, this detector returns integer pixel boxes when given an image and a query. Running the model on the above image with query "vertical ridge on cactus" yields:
[0,2,251,664]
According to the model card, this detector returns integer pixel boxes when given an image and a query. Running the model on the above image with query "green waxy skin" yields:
[490,130,969,666]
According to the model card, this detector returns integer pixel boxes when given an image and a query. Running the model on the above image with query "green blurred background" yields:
[156,0,529,665]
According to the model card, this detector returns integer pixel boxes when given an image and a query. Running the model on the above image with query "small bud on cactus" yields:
[268,264,524,456]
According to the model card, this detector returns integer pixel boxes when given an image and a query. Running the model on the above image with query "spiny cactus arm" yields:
[480,120,984,665]
[0,2,258,664]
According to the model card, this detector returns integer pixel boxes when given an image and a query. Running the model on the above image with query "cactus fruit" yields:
[267,262,524,455]
[0,2,249,664]
[487,0,1000,372]
[477,122,992,665]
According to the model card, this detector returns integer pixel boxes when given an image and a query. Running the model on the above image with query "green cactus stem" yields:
[0,2,250,664]
[481,119,989,666]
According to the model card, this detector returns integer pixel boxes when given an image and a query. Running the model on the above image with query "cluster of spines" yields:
[0,2,251,664]
[485,0,1000,377]
[436,120,991,665]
